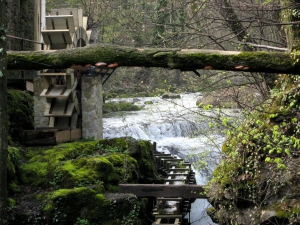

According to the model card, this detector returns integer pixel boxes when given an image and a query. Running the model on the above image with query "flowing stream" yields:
[103,92,240,224]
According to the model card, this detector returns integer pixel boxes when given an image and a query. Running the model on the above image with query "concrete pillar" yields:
[81,75,103,140]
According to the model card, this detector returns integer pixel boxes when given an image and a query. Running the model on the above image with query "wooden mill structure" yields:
[25,8,92,145]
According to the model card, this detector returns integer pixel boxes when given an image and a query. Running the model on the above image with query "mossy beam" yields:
[6,44,299,74]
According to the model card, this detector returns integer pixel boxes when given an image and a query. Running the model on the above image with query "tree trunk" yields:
[0,0,7,224]
[7,44,299,74]
[281,0,300,52]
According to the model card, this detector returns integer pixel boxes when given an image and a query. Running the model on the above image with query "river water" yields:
[103,92,240,224]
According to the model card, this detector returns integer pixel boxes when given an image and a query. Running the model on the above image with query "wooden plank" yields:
[164,179,187,182]
[45,15,75,33]
[154,218,161,224]
[152,215,182,225]
[169,163,191,168]
[35,127,73,130]
[83,16,87,31]
[163,159,184,170]
[70,90,77,103]
[156,156,176,166]
[168,168,191,172]
[26,81,34,92]
[40,86,72,98]
[71,128,81,140]
[155,215,182,219]
[43,76,53,89]
[70,111,79,128]
[39,73,67,76]
[44,99,74,116]
[118,184,206,198]
[50,8,81,27]
[156,197,182,201]
[23,128,81,146]
[152,224,179,225]
[166,173,188,176]
[56,129,71,144]
[49,117,55,127]
[23,130,56,146]
[66,69,75,88]
[42,30,72,45]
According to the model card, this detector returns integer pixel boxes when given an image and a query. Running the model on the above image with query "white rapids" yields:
[103,92,240,225]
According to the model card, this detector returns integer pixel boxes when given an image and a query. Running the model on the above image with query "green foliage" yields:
[207,74,300,223]
[7,89,34,143]
[75,218,90,225]
[7,147,22,194]
[122,197,142,225]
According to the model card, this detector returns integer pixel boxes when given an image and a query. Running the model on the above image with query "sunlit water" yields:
[103,92,240,224]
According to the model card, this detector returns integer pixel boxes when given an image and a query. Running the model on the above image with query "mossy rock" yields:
[42,187,148,225]
[103,101,142,114]
[96,137,160,183]
[10,138,158,224]
[20,140,147,189]
[21,141,99,187]
[161,93,181,99]
[57,153,139,188]
[105,92,118,99]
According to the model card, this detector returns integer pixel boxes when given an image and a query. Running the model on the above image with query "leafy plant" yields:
[75,218,90,225]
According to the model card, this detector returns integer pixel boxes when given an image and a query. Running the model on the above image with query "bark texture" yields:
[0,0,8,224]
[7,44,299,74]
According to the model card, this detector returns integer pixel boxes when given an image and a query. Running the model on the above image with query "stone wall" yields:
[81,76,103,140]
[7,0,35,50]
[33,76,49,127]
[7,0,36,80]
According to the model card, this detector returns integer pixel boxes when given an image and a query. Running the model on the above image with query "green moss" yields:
[107,153,125,166]
[103,102,142,114]
[50,187,92,200]
[20,139,156,189]
[59,156,119,188]
[268,200,300,219]
[105,92,118,99]
[14,138,158,224]
[8,181,21,193]
[7,89,34,143]
[7,198,16,208]
[21,162,49,186]
[44,187,110,225]
[21,141,99,188]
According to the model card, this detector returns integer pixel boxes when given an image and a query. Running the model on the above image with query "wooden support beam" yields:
[118,184,206,198]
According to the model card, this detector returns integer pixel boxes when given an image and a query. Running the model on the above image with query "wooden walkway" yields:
[118,150,208,225]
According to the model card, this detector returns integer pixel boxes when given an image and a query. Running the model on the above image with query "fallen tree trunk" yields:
[7,43,298,74]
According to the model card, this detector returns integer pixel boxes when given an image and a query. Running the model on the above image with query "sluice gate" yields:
[119,150,207,225]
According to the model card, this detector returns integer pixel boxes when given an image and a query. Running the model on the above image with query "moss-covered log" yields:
[7,43,300,74]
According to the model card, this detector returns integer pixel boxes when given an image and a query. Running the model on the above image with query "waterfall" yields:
[103,93,232,225]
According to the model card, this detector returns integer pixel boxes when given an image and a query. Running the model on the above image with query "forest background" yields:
[46,0,281,107]
[44,1,300,224]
